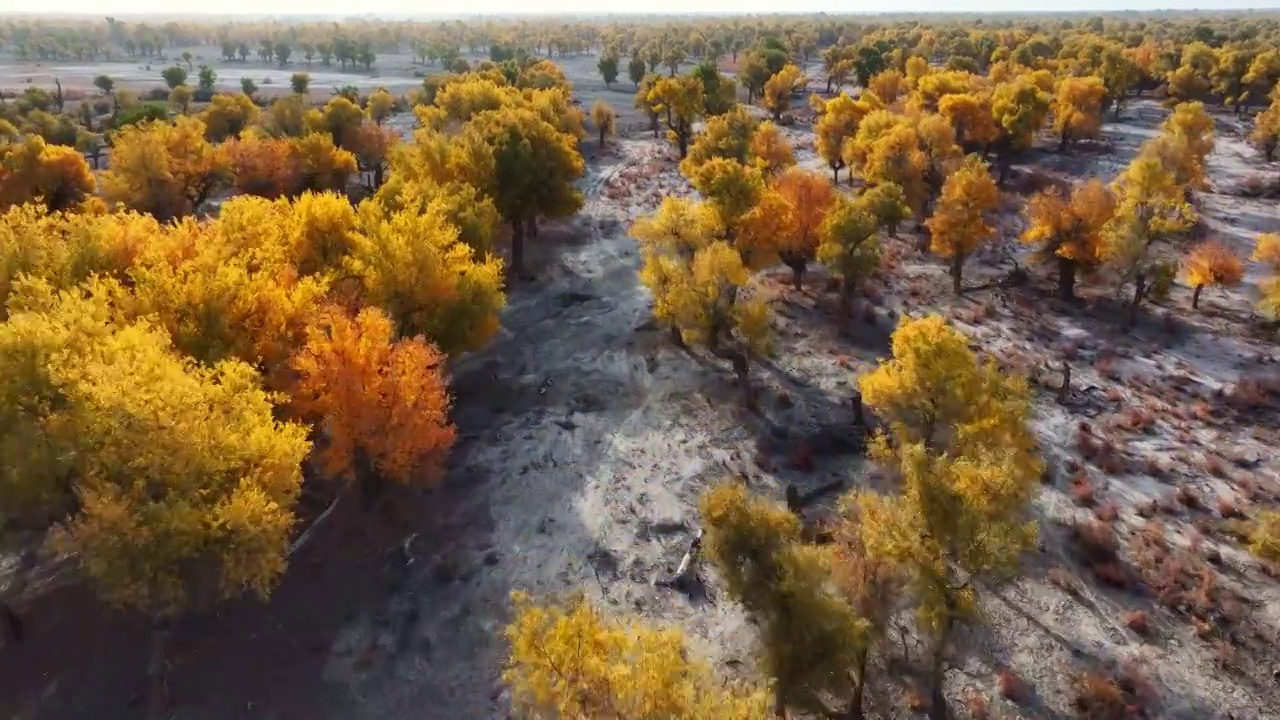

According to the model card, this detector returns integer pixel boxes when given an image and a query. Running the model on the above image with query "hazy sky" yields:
[18,0,1280,16]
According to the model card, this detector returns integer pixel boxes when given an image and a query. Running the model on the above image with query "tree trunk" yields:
[950,253,964,295]
[926,608,956,720]
[781,252,806,291]
[147,618,172,720]
[773,682,787,719]
[598,126,606,148]
[1126,275,1146,326]
[677,132,688,158]
[832,164,839,184]
[1058,131,1069,153]
[1192,283,1204,309]
[510,217,525,277]
[1057,256,1078,300]
[529,216,539,239]
[845,649,870,720]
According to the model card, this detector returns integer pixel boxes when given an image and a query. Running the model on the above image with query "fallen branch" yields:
[288,492,344,558]
[655,529,704,598]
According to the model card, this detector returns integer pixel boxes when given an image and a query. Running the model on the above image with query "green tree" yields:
[598,52,620,87]
[160,65,188,90]
[290,72,311,95]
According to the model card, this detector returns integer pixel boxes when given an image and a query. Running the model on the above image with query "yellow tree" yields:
[1019,179,1116,299]
[852,120,929,217]
[681,105,759,175]
[199,92,259,142]
[1161,101,1216,178]
[308,96,367,149]
[750,121,795,176]
[1182,239,1244,310]
[770,167,835,290]
[938,92,999,153]
[366,87,396,125]
[462,105,585,276]
[1250,97,1280,161]
[686,157,764,241]
[989,76,1050,183]
[0,278,309,716]
[505,591,769,719]
[856,315,1040,720]
[100,116,229,221]
[815,92,878,184]
[700,482,868,719]
[762,64,805,121]
[289,306,456,491]
[0,136,96,212]
[590,99,616,148]
[1102,156,1196,324]
[648,74,705,158]
[1254,233,1280,319]
[817,195,882,320]
[349,200,506,354]
[925,155,999,294]
[1052,76,1107,152]
[290,132,360,194]
[634,199,768,398]
[868,69,907,105]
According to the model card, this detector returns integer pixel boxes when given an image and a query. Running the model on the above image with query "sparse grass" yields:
[1073,662,1157,720]
[996,668,1026,702]
[1070,472,1098,507]
[1122,610,1151,636]
[1175,485,1203,511]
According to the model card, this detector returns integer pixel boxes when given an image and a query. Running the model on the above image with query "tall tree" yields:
[925,155,999,294]
[1020,179,1116,300]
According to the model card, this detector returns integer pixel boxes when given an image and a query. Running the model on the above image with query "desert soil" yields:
[2,51,1279,720]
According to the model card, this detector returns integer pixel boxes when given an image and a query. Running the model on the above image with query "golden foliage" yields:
[289,132,359,195]
[1051,76,1107,149]
[817,194,881,302]
[769,167,835,279]
[1,280,308,616]
[1020,179,1115,297]
[219,133,301,199]
[100,116,228,221]
[647,74,705,157]
[1183,240,1244,297]
[1253,233,1280,319]
[200,92,259,142]
[686,157,764,236]
[749,121,795,175]
[682,106,759,174]
[349,199,505,354]
[938,92,999,151]
[0,136,96,212]
[1250,511,1280,564]
[814,92,878,182]
[504,591,769,719]
[290,306,455,487]
[590,99,616,145]
[925,155,999,292]
[868,69,907,105]
[762,64,806,120]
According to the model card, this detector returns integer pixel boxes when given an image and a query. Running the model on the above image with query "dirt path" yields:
[312,141,760,720]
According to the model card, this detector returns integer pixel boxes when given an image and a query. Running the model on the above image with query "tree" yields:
[989,77,1051,182]
[770,167,835,290]
[290,72,311,95]
[750,121,794,175]
[815,93,875,184]
[868,69,906,105]
[505,591,769,719]
[240,77,257,98]
[1052,76,1107,152]
[860,182,912,237]
[682,105,759,175]
[1250,97,1280,161]
[289,132,359,194]
[0,279,309,717]
[648,74,705,158]
[219,134,299,199]
[762,64,805,121]
[197,65,217,94]
[628,54,647,89]
[94,74,114,97]
[161,65,187,90]
[663,43,686,77]
[591,100,615,148]
[1020,179,1116,300]
[738,52,771,105]
[290,306,455,491]
[463,106,585,277]
[686,158,764,240]
[199,93,258,142]
[851,118,930,217]
[168,85,194,114]
[348,197,505,352]
[1102,156,1195,324]
[938,92,999,153]
[100,116,228,222]
[367,87,396,125]
[275,41,292,67]
[856,315,1040,720]
[701,482,867,719]
[691,62,737,116]
[818,194,882,322]
[0,136,96,212]
[1161,101,1216,173]
[634,198,768,396]
[309,96,366,149]
[925,155,999,294]
[1254,233,1280,319]
[598,52,619,87]
[1182,239,1243,310]
[350,122,399,190]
